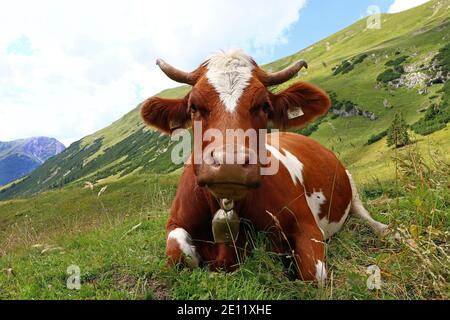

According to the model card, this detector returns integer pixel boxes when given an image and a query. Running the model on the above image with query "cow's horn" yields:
[156,58,198,85]
[261,60,308,86]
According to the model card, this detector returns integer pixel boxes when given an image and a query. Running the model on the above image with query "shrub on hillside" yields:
[344,101,355,112]
[385,56,407,67]
[367,130,387,145]
[393,65,405,74]
[352,53,368,65]
[412,122,446,135]
[411,81,450,136]
[296,117,324,136]
[332,53,368,76]
[333,101,343,110]
[433,42,450,73]
[377,68,402,83]
[332,60,353,75]
[387,112,411,148]
[328,91,344,110]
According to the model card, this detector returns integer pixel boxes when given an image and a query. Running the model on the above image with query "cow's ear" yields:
[268,82,331,129]
[140,94,190,134]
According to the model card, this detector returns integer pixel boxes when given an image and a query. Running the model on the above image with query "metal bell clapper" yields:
[212,199,240,244]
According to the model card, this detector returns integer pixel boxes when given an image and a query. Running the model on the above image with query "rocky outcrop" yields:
[387,52,449,89]
[332,106,378,121]
[389,71,431,89]
[328,91,379,121]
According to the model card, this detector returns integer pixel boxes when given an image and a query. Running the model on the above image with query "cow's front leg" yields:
[208,242,239,271]
[164,167,212,269]
[293,224,327,287]
[166,225,201,269]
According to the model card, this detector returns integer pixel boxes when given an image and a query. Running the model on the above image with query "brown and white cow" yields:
[140,49,387,285]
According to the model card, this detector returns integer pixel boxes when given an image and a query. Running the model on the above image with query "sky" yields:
[0,0,431,146]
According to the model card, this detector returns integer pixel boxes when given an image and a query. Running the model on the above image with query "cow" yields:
[140,49,388,286]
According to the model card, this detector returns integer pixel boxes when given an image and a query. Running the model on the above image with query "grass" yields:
[1,145,448,300]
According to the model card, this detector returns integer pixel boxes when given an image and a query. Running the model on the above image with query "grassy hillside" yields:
[1,0,449,200]
[0,155,39,186]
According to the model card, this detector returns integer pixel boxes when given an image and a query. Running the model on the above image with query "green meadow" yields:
[0,145,448,299]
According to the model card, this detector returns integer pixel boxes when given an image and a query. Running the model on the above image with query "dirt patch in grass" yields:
[145,278,169,300]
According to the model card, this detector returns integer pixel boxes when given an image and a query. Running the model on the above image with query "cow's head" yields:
[141,49,330,200]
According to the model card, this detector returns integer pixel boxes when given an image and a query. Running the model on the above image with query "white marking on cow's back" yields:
[168,228,200,267]
[315,260,327,287]
[306,190,326,222]
[307,190,351,239]
[322,201,351,239]
[265,144,304,186]
[305,190,327,238]
[265,142,349,239]
[206,49,254,113]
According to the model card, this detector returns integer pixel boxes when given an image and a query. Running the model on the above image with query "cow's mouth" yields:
[196,161,262,200]
[203,182,260,201]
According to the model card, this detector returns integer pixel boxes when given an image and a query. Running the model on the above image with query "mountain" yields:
[0,137,65,186]
[0,0,448,200]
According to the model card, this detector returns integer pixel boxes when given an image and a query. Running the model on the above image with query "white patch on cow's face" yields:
[206,49,254,113]
[265,144,304,186]
[168,228,200,267]
[315,260,327,287]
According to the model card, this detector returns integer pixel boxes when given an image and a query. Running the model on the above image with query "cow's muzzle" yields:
[196,145,261,200]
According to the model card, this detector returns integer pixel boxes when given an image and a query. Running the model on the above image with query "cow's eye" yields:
[190,104,198,113]
[190,104,209,118]
[250,102,270,116]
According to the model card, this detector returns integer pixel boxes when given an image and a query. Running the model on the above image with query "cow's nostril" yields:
[242,155,251,167]
[207,146,256,167]
[210,149,221,167]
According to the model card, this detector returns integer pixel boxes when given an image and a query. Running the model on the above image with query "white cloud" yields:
[0,0,306,146]
[388,0,431,13]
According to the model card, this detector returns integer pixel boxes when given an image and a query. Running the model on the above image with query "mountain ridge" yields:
[0,137,65,186]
